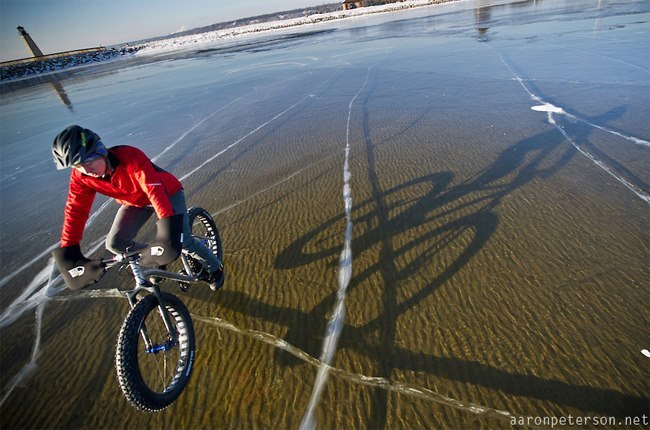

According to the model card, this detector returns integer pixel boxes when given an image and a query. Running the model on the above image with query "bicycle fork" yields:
[126,256,179,354]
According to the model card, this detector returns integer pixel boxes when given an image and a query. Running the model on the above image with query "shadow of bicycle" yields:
[210,88,648,423]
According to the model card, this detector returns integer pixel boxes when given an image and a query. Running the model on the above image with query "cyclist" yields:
[51,125,224,291]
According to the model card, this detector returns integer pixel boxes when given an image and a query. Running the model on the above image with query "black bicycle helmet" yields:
[52,125,102,170]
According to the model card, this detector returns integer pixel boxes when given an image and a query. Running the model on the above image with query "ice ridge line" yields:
[300,66,371,430]
[194,315,517,426]
[490,45,650,204]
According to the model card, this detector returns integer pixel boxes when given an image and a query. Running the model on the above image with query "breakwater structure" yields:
[1,26,141,82]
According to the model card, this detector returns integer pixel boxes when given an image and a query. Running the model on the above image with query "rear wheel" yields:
[172,207,223,291]
[115,292,195,412]
[187,207,223,265]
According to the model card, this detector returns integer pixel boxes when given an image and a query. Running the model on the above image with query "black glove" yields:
[52,245,106,290]
[139,213,184,266]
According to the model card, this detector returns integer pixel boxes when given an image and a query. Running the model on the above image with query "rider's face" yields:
[73,157,107,177]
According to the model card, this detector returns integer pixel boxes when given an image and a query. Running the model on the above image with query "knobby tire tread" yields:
[115,292,195,412]
[187,207,223,264]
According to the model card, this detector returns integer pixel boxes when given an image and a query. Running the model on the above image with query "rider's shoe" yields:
[208,266,224,291]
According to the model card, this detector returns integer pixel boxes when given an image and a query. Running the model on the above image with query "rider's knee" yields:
[106,235,129,254]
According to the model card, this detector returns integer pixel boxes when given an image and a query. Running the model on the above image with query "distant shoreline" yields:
[136,0,459,54]
[1,0,458,84]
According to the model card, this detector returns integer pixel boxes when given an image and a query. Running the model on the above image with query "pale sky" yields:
[0,0,333,62]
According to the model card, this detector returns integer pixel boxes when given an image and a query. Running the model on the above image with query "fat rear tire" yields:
[187,207,223,265]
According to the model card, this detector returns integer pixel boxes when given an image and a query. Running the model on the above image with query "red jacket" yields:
[61,145,183,247]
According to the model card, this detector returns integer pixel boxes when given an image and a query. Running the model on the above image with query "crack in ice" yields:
[490,45,650,203]
[194,315,517,425]
[300,66,371,430]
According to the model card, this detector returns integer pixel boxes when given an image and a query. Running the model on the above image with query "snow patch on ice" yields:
[531,103,565,114]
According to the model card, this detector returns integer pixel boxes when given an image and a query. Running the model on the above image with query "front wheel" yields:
[115,292,195,412]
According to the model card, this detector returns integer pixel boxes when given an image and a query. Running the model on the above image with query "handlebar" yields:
[101,249,141,265]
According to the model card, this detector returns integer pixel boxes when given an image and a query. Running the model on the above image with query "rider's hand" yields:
[52,244,106,290]
[139,213,184,266]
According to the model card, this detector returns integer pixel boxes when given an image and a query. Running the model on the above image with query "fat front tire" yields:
[115,293,195,412]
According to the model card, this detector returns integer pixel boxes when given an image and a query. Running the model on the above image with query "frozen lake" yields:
[1,0,648,428]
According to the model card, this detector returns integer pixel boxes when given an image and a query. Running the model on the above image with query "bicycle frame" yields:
[103,249,201,354]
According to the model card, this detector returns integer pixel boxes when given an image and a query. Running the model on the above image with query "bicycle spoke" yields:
[138,304,181,393]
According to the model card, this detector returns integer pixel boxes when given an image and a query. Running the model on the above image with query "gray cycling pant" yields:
[105,190,221,272]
